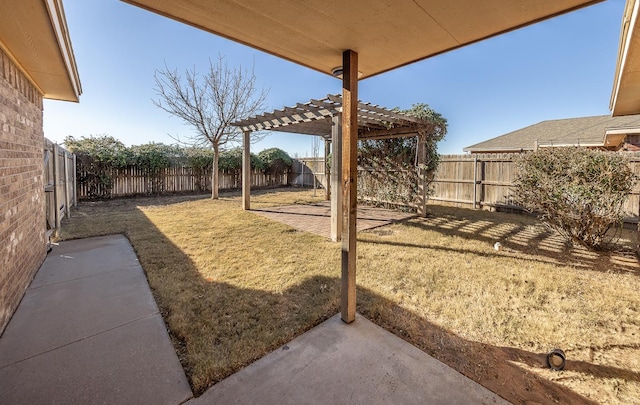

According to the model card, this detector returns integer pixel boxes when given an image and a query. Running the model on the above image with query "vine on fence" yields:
[357,104,447,210]
[65,135,291,198]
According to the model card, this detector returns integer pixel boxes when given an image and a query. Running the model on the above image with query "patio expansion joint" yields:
[0,312,161,371]
[26,265,139,291]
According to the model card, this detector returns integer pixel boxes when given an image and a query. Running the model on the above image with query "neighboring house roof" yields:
[463,114,640,153]
[0,0,81,102]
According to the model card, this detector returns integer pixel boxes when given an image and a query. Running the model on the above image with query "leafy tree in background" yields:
[153,56,268,199]
[219,148,265,173]
[258,148,293,175]
[129,143,180,172]
[513,147,636,250]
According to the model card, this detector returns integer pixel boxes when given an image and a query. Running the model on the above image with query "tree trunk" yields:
[212,144,219,199]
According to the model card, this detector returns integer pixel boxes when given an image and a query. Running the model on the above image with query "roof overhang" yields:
[122,0,600,80]
[605,126,640,145]
[611,0,640,116]
[463,146,534,154]
[0,0,81,102]
[463,127,638,153]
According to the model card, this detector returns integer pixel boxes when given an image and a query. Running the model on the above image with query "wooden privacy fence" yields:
[76,165,288,199]
[44,138,76,238]
[433,153,640,222]
[289,158,327,188]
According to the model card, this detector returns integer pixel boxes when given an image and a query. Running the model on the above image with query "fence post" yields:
[416,134,427,217]
[72,154,77,206]
[473,155,478,209]
[63,150,70,217]
[52,143,61,235]
[479,157,486,208]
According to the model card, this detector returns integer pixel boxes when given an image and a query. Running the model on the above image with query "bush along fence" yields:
[44,138,76,238]
[75,164,287,199]
[434,152,640,223]
[65,137,294,200]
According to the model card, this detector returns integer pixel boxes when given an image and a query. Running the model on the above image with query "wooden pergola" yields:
[233,93,435,241]
[123,0,602,324]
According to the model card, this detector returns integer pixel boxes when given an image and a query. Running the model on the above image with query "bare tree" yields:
[154,56,268,199]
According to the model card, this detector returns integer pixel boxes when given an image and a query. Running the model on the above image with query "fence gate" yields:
[44,139,76,239]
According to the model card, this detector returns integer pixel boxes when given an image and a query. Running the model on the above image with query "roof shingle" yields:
[464,114,640,152]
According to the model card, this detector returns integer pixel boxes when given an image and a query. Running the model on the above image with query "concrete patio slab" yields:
[190,314,509,405]
[0,237,160,367]
[0,235,192,405]
[0,315,189,404]
[28,235,140,289]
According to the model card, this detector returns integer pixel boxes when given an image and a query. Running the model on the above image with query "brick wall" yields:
[0,47,46,335]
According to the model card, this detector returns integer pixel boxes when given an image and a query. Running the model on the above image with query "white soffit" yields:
[0,0,81,101]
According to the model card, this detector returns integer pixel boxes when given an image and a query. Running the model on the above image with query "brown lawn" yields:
[60,188,640,404]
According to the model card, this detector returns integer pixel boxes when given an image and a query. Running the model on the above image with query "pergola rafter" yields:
[233,94,431,141]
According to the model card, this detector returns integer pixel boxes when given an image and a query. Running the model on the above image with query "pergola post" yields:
[242,130,251,210]
[341,49,358,324]
[324,139,331,201]
[331,113,342,242]
[416,133,427,217]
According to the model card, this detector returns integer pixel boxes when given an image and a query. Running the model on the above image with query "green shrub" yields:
[183,147,215,170]
[129,143,180,173]
[513,147,637,250]
[64,134,131,167]
[258,148,292,175]
[219,148,265,172]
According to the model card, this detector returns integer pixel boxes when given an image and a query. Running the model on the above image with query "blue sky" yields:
[44,0,626,157]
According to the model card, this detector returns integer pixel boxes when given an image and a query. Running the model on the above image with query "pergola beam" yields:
[242,130,251,210]
[331,113,342,242]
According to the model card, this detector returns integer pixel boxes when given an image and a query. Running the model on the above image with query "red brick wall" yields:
[0,48,46,335]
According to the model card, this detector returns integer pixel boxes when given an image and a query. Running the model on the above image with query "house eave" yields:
[0,0,81,102]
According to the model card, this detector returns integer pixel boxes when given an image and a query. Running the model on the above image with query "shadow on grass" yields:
[403,206,640,276]
[61,199,608,403]
[499,346,640,383]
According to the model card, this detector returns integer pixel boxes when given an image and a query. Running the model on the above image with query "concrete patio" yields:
[0,234,509,404]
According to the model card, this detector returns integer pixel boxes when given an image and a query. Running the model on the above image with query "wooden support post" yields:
[325,139,331,201]
[242,130,251,210]
[331,114,342,242]
[416,134,427,217]
[341,49,358,324]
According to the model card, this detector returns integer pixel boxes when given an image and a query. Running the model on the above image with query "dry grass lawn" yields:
[60,188,640,404]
